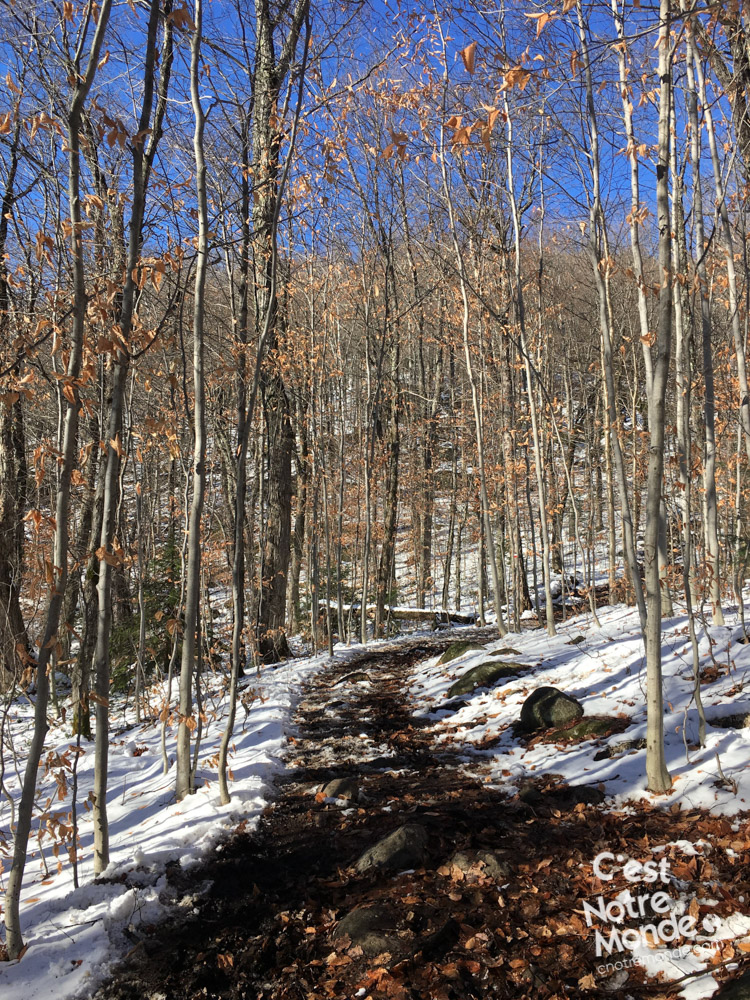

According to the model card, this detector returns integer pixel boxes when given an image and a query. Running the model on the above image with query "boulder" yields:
[716,970,750,999]
[518,781,544,806]
[354,823,428,874]
[333,903,401,957]
[553,784,605,808]
[594,738,647,761]
[419,917,460,960]
[488,646,522,657]
[566,635,586,646]
[519,781,604,810]
[449,849,511,881]
[447,660,529,699]
[319,776,359,800]
[519,686,583,731]
[708,712,750,730]
[539,717,614,743]
[437,641,485,665]
[336,670,371,685]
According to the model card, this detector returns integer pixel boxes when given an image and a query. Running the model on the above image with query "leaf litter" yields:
[89,624,750,1000]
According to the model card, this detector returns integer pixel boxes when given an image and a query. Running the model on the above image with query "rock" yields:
[594,738,647,760]
[319,776,359,800]
[437,641,485,665]
[519,781,604,810]
[449,849,511,881]
[354,823,428,874]
[600,968,630,992]
[566,635,586,645]
[488,646,521,657]
[552,784,605,808]
[709,712,750,730]
[165,859,186,888]
[518,782,544,806]
[419,918,460,960]
[539,717,615,743]
[336,670,371,685]
[444,698,468,711]
[519,686,583,731]
[333,903,401,957]
[718,970,750,998]
[447,660,529,698]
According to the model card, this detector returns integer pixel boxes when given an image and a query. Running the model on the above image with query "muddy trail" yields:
[97,633,750,1000]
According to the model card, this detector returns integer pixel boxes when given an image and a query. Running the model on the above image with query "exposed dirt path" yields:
[96,634,749,1000]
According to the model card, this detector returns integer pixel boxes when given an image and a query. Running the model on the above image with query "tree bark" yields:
[176,0,209,801]
[0,101,28,691]
[577,1,646,630]
[92,0,172,866]
[644,0,672,794]
[251,0,309,662]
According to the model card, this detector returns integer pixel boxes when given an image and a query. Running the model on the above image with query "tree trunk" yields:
[0,401,26,691]
[671,44,706,746]
[176,0,208,801]
[258,372,293,658]
[0,104,28,691]
[436,55,506,635]
[577,1,646,630]
[505,101,555,634]
[644,0,673,794]
[92,0,171,866]
[249,0,309,661]
[287,398,309,633]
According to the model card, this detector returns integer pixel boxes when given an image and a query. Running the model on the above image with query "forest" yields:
[3,0,750,996]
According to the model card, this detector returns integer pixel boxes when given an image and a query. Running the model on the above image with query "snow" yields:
[0,650,328,1000]
[408,601,750,996]
[410,603,750,815]
[4,597,750,998]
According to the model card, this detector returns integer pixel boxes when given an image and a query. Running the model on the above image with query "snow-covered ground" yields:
[410,601,750,996]
[411,602,750,813]
[0,651,329,1000]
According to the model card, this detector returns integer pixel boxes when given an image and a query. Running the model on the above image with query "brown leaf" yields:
[168,5,196,31]
[95,546,121,568]
[501,66,531,92]
[525,11,555,37]
[460,41,477,75]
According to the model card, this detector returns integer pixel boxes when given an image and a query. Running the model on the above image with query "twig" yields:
[715,752,738,794]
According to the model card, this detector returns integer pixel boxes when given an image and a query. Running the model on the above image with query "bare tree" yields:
[3,0,113,956]
[644,0,673,794]
[176,0,209,802]
[92,0,173,871]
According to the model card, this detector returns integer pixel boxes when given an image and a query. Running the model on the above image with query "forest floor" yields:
[92,629,750,1000]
